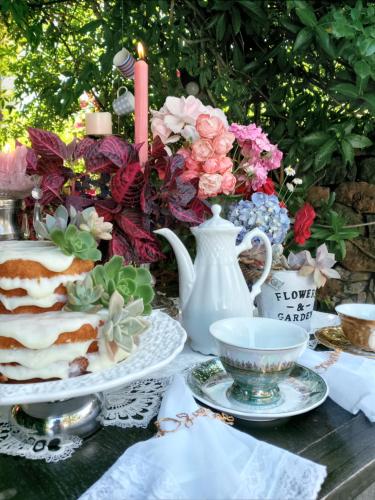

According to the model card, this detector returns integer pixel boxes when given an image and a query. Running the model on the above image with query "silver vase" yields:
[0,198,22,240]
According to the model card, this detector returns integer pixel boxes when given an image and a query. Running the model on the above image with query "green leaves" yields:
[50,224,102,261]
[295,4,317,28]
[314,138,337,170]
[331,83,359,99]
[293,27,313,51]
[346,134,372,148]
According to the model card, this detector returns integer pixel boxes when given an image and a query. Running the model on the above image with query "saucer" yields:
[186,358,329,422]
[315,326,375,359]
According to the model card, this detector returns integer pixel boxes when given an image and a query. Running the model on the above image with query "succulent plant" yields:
[101,291,151,358]
[78,207,113,241]
[64,274,104,312]
[34,205,70,240]
[50,224,102,261]
[91,256,154,314]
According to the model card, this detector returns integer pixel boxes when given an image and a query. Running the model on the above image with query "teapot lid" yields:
[197,204,236,229]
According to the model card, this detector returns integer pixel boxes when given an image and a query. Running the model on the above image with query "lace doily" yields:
[0,376,172,463]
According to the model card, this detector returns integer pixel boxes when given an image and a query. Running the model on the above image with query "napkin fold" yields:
[81,375,326,500]
[300,349,375,422]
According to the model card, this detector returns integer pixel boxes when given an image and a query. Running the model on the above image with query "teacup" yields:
[210,317,308,406]
[112,86,135,116]
[336,303,375,352]
[113,48,135,79]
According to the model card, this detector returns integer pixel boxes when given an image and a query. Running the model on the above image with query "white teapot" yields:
[155,205,272,355]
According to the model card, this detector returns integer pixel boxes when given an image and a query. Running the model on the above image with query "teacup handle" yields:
[236,228,272,302]
[117,86,128,98]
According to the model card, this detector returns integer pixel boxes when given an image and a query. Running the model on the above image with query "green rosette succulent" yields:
[101,291,151,358]
[50,224,102,261]
[64,274,103,312]
[91,256,154,314]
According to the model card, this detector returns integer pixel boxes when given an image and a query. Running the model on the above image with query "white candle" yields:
[85,112,112,136]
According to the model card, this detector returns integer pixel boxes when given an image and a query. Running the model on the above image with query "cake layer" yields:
[0,341,95,368]
[0,312,101,349]
[0,302,64,315]
[0,344,129,382]
[0,284,66,297]
[0,256,93,280]
[0,292,66,312]
[0,274,86,299]
[0,241,75,272]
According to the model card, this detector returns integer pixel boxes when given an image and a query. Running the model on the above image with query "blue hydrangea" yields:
[228,193,290,245]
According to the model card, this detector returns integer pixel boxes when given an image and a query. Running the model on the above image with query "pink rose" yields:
[151,117,172,143]
[185,156,201,171]
[212,132,235,155]
[221,171,236,194]
[202,157,221,174]
[192,139,214,162]
[177,148,190,159]
[181,170,199,181]
[198,173,222,199]
[196,114,225,139]
[217,156,233,174]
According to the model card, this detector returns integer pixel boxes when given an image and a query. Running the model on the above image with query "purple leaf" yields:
[99,136,138,168]
[75,137,97,158]
[171,176,197,206]
[65,195,94,212]
[41,173,65,204]
[109,228,134,264]
[66,137,79,160]
[28,127,68,161]
[111,162,144,207]
[95,199,122,222]
[168,201,203,224]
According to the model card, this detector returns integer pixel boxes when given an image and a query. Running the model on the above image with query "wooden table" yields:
[0,396,374,500]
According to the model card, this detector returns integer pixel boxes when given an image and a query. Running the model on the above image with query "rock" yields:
[349,271,372,281]
[335,264,351,281]
[357,292,367,303]
[358,157,375,184]
[342,238,375,272]
[306,186,330,207]
[335,182,375,213]
[323,157,357,184]
[366,214,375,237]
[333,203,365,236]
[344,281,367,294]
[318,278,344,301]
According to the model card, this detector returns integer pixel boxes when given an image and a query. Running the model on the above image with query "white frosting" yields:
[0,346,129,380]
[0,341,92,368]
[0,293,66,311]
[0,273,86,298]
[0,361,71,380]
[0,240,74,272]
[0,311,101,349]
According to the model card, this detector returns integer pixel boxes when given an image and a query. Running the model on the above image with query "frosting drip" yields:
[0,341,92,368]
[0,311,101,349]
[0,273,87,298]
[0,293,66,310]
[0,241,74,272]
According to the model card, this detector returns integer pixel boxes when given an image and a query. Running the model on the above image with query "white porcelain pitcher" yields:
[155,205,272,355]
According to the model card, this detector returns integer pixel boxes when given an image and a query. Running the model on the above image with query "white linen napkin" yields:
[300,349,375,422]
[80,375,326,500]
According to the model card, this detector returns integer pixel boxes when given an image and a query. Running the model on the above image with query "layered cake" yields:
[0,240,142,383]
[0,241,93,314]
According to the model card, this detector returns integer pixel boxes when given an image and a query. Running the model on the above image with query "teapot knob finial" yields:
[211,204,222,217]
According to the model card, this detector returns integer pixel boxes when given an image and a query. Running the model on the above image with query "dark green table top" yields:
[0,397,374,500]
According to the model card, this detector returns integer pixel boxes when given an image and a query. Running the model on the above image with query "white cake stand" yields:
[0,311,187,438]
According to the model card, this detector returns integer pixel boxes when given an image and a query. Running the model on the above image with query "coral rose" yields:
[192,139,214,162]
[212,132,235,155]
[202,157,221,174]
[217,156,233,174]
[196,114,224,139]
[294,203,316,245]
[198,173,222,199]
[221,172,236,195]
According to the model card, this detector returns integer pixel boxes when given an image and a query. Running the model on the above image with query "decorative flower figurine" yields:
[228,193,290,245]
[100,291,151,359]
[297,244,341,288]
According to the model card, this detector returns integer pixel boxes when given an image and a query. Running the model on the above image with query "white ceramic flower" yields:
[79,207,113,241]
[298,244,341,288]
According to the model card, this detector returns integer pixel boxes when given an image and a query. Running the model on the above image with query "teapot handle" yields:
[236,228,272,303]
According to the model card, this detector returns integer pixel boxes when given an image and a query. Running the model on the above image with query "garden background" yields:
[0,0,374,308]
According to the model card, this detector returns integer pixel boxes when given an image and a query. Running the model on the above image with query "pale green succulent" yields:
[64,274,103,312]
[101,291,150,356]
[91,256,154,314]
[50,224,101,261]
[34,205,70,240]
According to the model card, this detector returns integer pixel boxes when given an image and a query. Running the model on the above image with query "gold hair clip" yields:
[155,407,234,437]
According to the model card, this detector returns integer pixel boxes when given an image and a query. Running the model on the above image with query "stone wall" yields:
[309,179,375,308]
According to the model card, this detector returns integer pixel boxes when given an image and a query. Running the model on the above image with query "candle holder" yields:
[0,197,22,240]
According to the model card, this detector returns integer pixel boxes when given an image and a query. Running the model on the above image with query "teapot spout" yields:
[154,228,195,309]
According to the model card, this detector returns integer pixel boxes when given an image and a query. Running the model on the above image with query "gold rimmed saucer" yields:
[315,326,375,359]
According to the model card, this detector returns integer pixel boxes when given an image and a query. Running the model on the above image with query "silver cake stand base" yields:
[9,394,103,438]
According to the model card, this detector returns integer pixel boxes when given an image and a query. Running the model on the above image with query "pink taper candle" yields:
[134,42,149,165]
